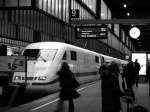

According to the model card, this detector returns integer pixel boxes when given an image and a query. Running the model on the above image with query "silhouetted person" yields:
[134,59,141,87]
[123,60,136,89]
[101,61,124,112]
[54,62,80,112]
[99,62,107,79]
[122,60,136,100]
[146,65,150,96]
[146,65,150,83]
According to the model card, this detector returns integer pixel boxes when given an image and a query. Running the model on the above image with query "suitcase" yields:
[122,89,148,112]
[122,95,134,112]
[121,89,135,112]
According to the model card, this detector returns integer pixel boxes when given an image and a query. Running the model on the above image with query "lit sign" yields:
[71,9,79,18]
[75,25,107,39]
[0,56,26,72]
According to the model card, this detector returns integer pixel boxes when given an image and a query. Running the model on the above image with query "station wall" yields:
[0,0,133,59]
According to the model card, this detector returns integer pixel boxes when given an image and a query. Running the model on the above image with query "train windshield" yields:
[23,49,57,61]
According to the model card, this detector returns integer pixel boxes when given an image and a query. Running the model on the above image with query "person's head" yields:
[58,62,70,78]
[135,59,138,62]
[108,61,120,74]
[61,62,69,70]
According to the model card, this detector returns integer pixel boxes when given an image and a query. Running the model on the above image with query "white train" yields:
[12,42,127,93]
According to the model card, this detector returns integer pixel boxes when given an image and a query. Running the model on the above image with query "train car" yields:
[12,42,127,93]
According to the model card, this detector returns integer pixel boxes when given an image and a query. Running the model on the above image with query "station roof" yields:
[104,0,150,51]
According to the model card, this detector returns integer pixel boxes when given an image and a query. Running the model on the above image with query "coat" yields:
[57,69,80,100]
[134,61,141,75]
[101,68,123,112]
[122,61,136,88]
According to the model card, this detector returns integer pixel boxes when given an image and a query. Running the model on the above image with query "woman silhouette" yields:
[54,62,80,112]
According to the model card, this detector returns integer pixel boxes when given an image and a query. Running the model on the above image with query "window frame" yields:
[70,50,77,61]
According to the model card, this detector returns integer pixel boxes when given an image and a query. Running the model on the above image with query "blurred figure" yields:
[54,62,80,112]
[101,61,124,112]
[122,60,136,90]
[122,59,136,100]
[120,64,127,91]
[146,65,150,96]
[134,59,141,87]
[146,65,150,83]
[99,62,107,79]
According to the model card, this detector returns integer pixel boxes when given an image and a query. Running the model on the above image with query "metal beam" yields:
[71,19,150,25]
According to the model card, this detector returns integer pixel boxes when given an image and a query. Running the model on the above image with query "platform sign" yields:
[0,56,26,72]
[132,53,147,75]
[71,9,79,18]
[75,25,107,39]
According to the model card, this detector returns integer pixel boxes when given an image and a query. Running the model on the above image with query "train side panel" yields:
[11,42,127,94]
[60,46,101,83]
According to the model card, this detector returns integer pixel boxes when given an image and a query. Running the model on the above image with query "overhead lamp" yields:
[123,4,127,8]
[127,13,130,16]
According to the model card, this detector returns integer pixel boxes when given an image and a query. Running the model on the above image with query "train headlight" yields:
[38,76,47,80]
[14,76,21,80]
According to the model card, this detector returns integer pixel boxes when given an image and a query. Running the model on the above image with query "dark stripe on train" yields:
[13,72,98,85]
[74,72,97,77]
[32,72,98,85]
[32,78,59,85]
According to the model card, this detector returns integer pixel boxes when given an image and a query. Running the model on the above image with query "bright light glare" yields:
[123,4,127,8]
[127,13,130,16]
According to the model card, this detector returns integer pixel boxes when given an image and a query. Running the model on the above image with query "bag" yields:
[72,89,81,99]
[72,78,80,89]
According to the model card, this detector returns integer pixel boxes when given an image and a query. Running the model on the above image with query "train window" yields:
[38,49,57,61]
[95,56,99,63]
[71,51,77,61]
[23,49,57,61]
[62,51,67,60]
[23,49,39,60]
[101,56,105,64]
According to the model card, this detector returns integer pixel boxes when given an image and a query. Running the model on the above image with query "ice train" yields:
[12,42,127,93]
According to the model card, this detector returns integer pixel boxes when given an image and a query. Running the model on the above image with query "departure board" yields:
[75,25,107,39]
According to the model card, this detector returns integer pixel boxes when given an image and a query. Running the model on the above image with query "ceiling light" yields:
[123,4,127,8]
[127,13,130,16]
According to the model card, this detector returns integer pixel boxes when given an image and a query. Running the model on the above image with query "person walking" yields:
[101,61,124,112]
[122,60,136,90]
[54,62,80,112]
[99,62,107,79]
[146,64,150,96]
[134,59,141,87]
[122,59,136,100]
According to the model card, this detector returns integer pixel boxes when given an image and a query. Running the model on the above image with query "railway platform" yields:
[1,80,150,112]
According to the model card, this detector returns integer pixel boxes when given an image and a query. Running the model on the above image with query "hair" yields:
[58,62,71,78]
[108,61,120,74]
[61,62,69,70]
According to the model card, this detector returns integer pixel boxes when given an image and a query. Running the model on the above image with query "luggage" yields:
[121,89,148,112]
[121,89,135,112]
[122,95,134,112]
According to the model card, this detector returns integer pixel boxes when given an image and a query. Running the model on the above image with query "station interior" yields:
[0,0,150,112]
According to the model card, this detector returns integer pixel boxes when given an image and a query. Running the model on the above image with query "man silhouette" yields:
[134,59,141,87]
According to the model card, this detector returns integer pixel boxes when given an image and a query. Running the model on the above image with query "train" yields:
[12,42,127,93]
